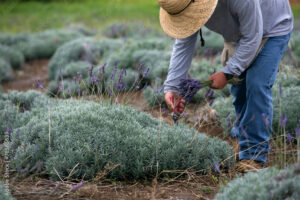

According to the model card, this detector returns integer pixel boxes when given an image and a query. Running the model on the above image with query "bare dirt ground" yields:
[1,59,297,200]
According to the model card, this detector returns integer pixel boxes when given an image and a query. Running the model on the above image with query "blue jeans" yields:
[230,33,291,163]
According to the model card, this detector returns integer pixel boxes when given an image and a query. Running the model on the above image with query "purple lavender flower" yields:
[295,127,300,137]
[77,72,82,82]
[179,78,203,102]
[79,182,84,187]
[136,86,140,90]
[205,89,214,98]
[279,114,287,127]
[209,99,215,106]
[72,182,84,192]
[262,113,270,126]
[110,70,116,80]
[6,122,12,134]
[73,76,77,84]
[58,82,63,91]
[118,68,126,84]
[107,87,112,97]
[214,162,221,173]
[34,144,39,153]
[55,182,61,191]
[92,75,98,84]
[98,63,107,78]
[195,115,199,122]
[88,66,94,77]
[143,67,150,78]
[162,107,165,113]
[72,185,78,191]
[138,63,145,73]
[182,112,186,118]
[67,88,71,94]
[287,133,292,142]
[35,78,43,89]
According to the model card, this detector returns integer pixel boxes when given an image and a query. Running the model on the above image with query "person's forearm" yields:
[164,31,198,94]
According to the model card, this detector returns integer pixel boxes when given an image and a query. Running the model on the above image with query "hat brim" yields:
[159,0,218,39]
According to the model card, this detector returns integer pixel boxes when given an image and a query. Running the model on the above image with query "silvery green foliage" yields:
[194,27,224,56]
[0,29,88,61]
[61,61,90,80]
[0,90,48,141]
[107,38,171,71]
[0,45,24,69]
[143,86,165,106]
[212,96,235,136]
[0,182,15,200]
[4,91,234,180]
[289,31,300,67]
[215,163,300,200]
[0,85,3,95]
[275,72,300,88]
[0,58,13,83]
[48,38,123,80]
[273,86,300,136]
[0,33,30,46]
[103,22,163,39]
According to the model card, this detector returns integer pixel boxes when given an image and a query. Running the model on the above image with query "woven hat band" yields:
[168,0,195,15]
[158,0,192,15]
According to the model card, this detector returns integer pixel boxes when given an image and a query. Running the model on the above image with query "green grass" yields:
[0,0,160,33]
[292,5,300,18]
[0,1,299,33]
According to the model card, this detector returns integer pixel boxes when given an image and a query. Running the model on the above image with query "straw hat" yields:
[158,0,218,39]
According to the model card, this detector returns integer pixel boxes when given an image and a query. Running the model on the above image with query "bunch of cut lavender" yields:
[179,78,213,102]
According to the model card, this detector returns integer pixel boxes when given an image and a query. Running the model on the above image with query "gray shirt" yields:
[164,0,294,94]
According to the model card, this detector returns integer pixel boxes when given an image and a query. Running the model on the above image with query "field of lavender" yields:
[0,20,300,199]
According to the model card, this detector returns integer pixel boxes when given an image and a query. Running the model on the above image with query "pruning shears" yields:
[170,96,181,126]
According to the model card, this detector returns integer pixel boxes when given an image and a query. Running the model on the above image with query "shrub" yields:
[103,22,162,39]
[289,31,300,67]
[0,182,15,200]
[4,91,235,180]
[48,38,124,80]
[0,90,48,141]
[194,27,224,57]
[0,29,91,61]
[0,45,24,69]
[212,96,235,136]
[215,163,300,200]
[0,33,30,47]
[273,86,300,136]
[0,58,13,83]
[143,85,165,107]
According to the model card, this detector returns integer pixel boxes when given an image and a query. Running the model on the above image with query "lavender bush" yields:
[0,44,24,69]
[48,38,123,80]
[0,29,92,61]
[0,58,13,83]
[216,163,300,200]
[212,96,236,137]
[0,182,15,200]
[194,27,224,57]
[273,86,300,136]
[103,22,163,39]
[2,91,235,181]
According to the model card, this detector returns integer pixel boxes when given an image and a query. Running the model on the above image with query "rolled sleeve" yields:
[164,31,198,93]
[223,0,263,75]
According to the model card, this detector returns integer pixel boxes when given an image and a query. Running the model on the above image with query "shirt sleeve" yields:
[164,31,198,94]
[222,0,263,75]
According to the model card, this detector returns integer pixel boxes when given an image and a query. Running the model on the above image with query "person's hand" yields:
[207,72,228,89]
[165,92,185,114]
